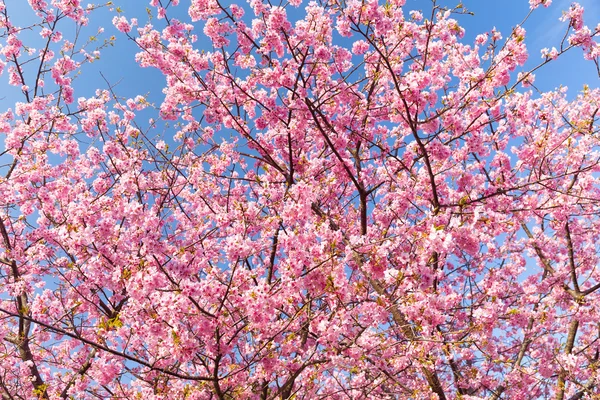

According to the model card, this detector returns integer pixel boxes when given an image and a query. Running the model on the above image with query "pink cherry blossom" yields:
[0,1,599,399]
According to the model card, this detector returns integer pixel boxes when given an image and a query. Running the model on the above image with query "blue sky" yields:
[454,0,599,93]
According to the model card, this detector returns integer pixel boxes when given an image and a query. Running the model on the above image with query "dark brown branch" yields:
[556,319,579,400]
[564,221,580,293]
[59,349,97,399]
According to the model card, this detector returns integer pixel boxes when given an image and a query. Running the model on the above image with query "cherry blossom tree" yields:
[0,0,599,398]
